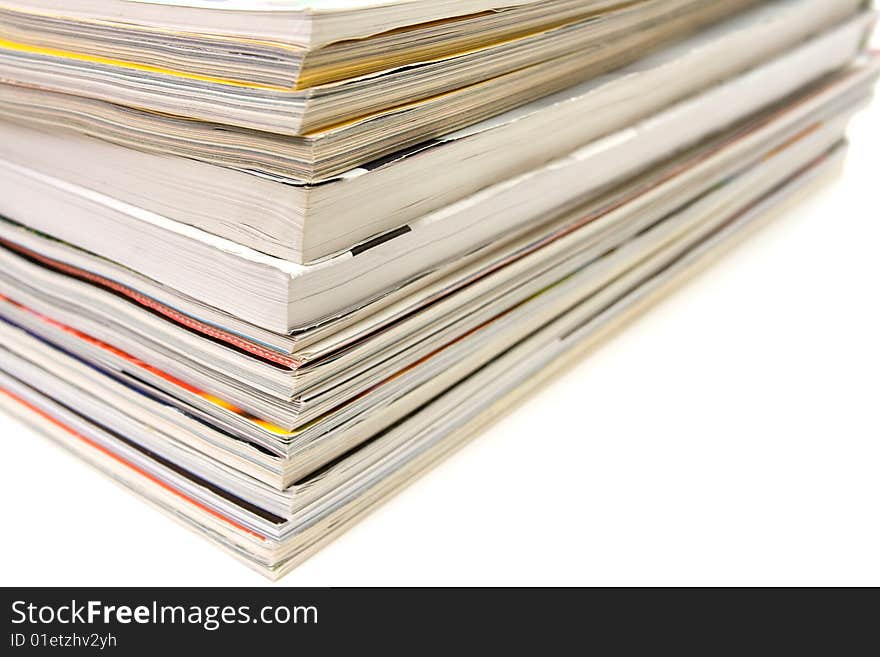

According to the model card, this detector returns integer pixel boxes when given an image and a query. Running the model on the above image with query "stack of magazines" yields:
[0,0,876,579]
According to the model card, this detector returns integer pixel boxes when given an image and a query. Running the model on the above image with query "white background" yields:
[1,55,878,587]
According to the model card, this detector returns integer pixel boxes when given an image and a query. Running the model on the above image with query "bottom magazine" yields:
[0,139,846,579]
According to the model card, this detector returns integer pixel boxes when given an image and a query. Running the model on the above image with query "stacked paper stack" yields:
[0,0,876,579]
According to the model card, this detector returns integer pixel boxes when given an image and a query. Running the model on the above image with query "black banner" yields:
[1,588,874,652]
